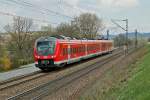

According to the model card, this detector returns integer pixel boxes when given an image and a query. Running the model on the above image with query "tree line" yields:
[1,12,145,71]
[0,13,104,71]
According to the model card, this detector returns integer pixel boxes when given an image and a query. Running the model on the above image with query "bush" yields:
[0,47,12,71]
[1,55,11,70]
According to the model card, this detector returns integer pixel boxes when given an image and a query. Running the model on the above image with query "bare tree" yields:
[114,34,127,47]
[4,17,33,60]
[41,24,54,32]
[40,24,56,36]
[56,23,78,37]
[115,34,137,47]
[72,13,104,39]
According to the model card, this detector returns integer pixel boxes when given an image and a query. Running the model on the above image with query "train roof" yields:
[36,36,57,42]
[36,36,113,43]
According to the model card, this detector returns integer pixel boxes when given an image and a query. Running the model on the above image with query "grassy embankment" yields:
[80,45,150,100]
[116,45,150,100]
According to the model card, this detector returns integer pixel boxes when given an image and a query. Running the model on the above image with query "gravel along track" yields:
[7,49,124,100]
[0,71,50,99]
[0,71,47,90]
[44,47,140,100]
[0,48,121,100]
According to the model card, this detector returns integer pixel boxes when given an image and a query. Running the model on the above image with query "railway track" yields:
[0,48,122,100]
[0,48,120,91]
[0,71,49,91]
[7,49,125,100]
[0,54,111,91]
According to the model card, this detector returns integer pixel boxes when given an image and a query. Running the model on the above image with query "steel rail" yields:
[0,71,49,91]
[0,48,120,92]
[8,50,124,100]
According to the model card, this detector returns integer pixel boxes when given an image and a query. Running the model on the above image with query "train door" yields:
[68,44,71,62]
[85,43,87,56]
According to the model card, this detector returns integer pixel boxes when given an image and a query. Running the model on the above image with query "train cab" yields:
[34,37,57,70]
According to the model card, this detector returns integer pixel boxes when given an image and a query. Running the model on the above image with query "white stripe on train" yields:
[54,50,112,65]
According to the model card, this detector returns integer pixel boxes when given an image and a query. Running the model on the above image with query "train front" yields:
[34,37,57,70]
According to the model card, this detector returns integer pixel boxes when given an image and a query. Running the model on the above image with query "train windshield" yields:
[37,41,55,55]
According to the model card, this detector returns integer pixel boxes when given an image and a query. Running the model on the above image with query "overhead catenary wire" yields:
[4,0,74,19]
[0,0,64,26]
[0,0,47,17]
[0,11,59,25]
[58,0,84,14]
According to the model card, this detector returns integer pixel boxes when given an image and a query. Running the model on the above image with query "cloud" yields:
[63,0,79,6]
[98,0,139,8]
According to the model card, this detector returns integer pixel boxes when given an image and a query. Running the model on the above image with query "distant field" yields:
[80,45,150,100]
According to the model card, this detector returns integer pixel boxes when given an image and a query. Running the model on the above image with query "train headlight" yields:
[35,55,40,59]
[35,61,38,64]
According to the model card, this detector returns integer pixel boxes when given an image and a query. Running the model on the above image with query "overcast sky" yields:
[0,0,149,33]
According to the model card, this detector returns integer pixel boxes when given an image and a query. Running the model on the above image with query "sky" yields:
[0,0,149,34]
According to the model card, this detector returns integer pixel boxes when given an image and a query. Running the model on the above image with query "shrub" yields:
[0,47,12,71]
[1,55,11,70]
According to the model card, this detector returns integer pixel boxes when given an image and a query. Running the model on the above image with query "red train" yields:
[34,36,114,71]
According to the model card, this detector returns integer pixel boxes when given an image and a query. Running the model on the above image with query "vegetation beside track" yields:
[79,45,150,100]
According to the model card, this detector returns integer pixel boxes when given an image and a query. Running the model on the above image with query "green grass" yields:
[115,46,150,100]
[80,45,150,100]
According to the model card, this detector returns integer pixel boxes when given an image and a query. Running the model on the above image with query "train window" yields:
[73,48,74,54]
[72,48,74,54]
[72,48,73,54]
[63,48,65,55]
[80,47,82,52]
[65,48,66,55]
[79,47,81,52]
[63,48,67,56]
[76,48,77,53]
[70,48,72,54]
[37,41,55,55]
[75,48,76,53]
[64,48,66,55]
[66,48,67,54]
